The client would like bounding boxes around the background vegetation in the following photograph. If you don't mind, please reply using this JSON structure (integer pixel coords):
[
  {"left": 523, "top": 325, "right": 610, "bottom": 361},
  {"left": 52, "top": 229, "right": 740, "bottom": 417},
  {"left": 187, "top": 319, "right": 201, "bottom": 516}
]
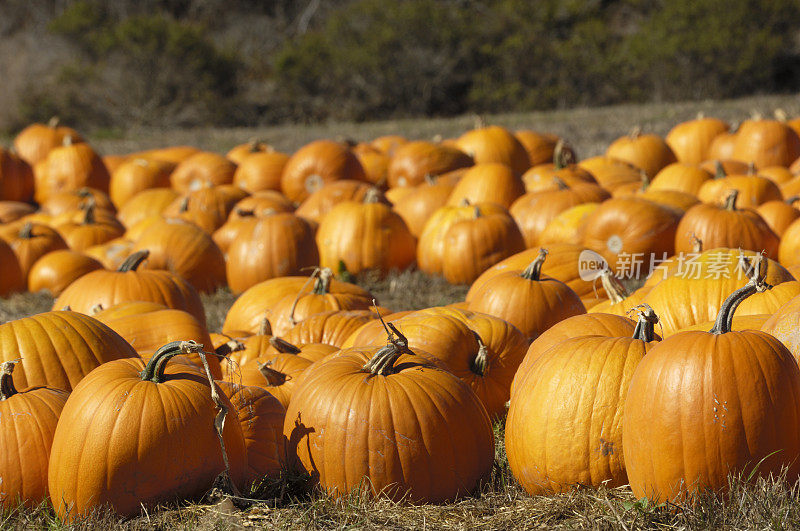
[{"left": 1, "top": 0, "right": 799, "bottom": 133}]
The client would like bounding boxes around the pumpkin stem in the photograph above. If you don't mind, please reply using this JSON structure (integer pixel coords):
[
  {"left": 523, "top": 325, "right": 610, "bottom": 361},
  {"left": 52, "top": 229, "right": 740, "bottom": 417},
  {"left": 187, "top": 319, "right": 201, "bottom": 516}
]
[
  {"left": 709, "top": 254, "right": 769, "bottom": 335},
  {"left": 90, "top": 303, "right": 103, "bottom": 315},
  {"left": 248, "top": 138, "right": 264, "bottom": 153},
  {"left": 287, "top": 267, "right": 324, "bottom": 327},
  {"left": 473, "top": 114, "right": 486, "bottom": 130},
  {"left": 48, "top": 116, "right": 60, "bottom": 128},
  {"left": 458, "top": 198, "right": 471, "bottom": 207},
  {"left": 178, "top": 196, "right": 190, "bottom": 213},
  {"left": 215, "top": 339, "right": 244, "bottom": 358},
  {"left": 0, "top": 360, "right": 20, "bottom": 400},
  {"left": 473, "top": 205, "right": 482, "bottom": 218},
  {"left": 714, "top": 161, "right": 726, "bottom": 180},
  {"left": 81, "top": 196, "right": 97, "bottom": 225},
  {"left": 424, "top": 173, "right": 436, "bottom": 186},
  {"left": 140, "top": 340, "right": 204, "bottom": 383},
  {"left": 786, "top": 196, "right": 800, "bottom": 205},
  {"left": 118, "top": 250, "right": 150, "bottom": 272},
  {"left": 235, "top": 208, "right": 255, "bottom": 218},
  {"left": 269, "top": 336, "right": 301, "bottom": 355},
  {"left": 258, "top": 361, "right": 288, "bottom": 386},
  {"left": 775, "top": 108, "right": 788, "bottom": 122},
  {"left": 63, "top": 135, "right": 73, "bottom": 147},
  {"left": 688, "top": 232, "right": 703, "bottom": 253},
  {"left": 599, "top": 268, "right": 628, "bottom": 304},
  {"left": 520, "top": 249, "right": 549, "bottom": 281},
  {"left": 257, "top": 317, "right": 272, "bottom": 336},
  {"left": 746, "top": 162, "right": 756, "bottom": 176},
  {"left": 470, "top": 331, "right": 490, "bottom": 376},
  {"left": 553, "top": 139, "right": 566, "bottom": 170},
  {"left": 363, "top": 188, "right": 381, "bottom": 204},
  {"left": 629, "top": 304, "right": 659, "bottom": 342},
  {"left": 18, "top": 222, "right": 33, "bottom": 240},
  {"left": 552, "top": 176, "right": 569, "bottom": 190},
  {"left": 723, "top": 189, "right": 739, "bottom": 211},
  {"left": 313, "top": 267, "right": 333, "bottom": 295},
  {"left": 629, "top": 126, "right": 642, "bottom": 139},
  {"left": 363, "top": 300, "right": 413, "bottom": 376}
]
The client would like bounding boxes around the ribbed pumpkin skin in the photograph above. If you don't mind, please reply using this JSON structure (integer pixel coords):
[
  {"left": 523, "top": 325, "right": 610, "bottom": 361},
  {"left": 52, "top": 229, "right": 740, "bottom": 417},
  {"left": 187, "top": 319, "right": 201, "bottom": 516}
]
[
  {"left": 222, "top": 277, "right": 310, "bottom": 335},
  {"left": 446, "top": 162, "right": 525, "bottom": 208},
  {"left": 0, "top": 311, "right": 138, "bottom": 391},
  {"left": 623, "top": 330, "right": 800, "bottom": 502},
  {"left": 295, "top": 180, "right": 376, "bottom": 225},
  {"left": 284, "top": 347, "right": 494, "bottom": 502},
  {"left": 216, "top": 381, "right": 286, "bottom": 488},
  {"left": 282, "top": 310, "right": 375, "bottom": 348},
  {"left": 0, "top": 378, "right": 69, "bottom": 508},
  {"left": 665, "top": 117, "right": 729, "bottom": 165},
  {"left": 387, "top": 141, "right": 473, "bottom": 188},
  {"left": 13, "top": 121, "right": 84, "bottom": 166},
  {"left": 454, "top": 125, "right": 529, "bottom": 175},
  {"left": 281, "top": 140, "right": 366, "bottom": 203},
  {"left": 48, "top": 353, "right": 247, "bottom": 521},
  {"left": 109, "top": 157, "right": 175, "bottom": 208},
  {"left": 35, "top": 142, "right": 110, "bottom": 204},
  {"left": 169, "top": 151, "right": 236, "bottom": 193},
  {"left": 732, "top": 119, "right": 800, "bottom": 169},
  {"left": 239, "top": 352, "right": 313, "bottom": 410},
  {"left": 605, "top": 133, "right": 677, "bottom": 177},
  {"left": 507, "top": 334, "right": 650, "bottom": 494}
]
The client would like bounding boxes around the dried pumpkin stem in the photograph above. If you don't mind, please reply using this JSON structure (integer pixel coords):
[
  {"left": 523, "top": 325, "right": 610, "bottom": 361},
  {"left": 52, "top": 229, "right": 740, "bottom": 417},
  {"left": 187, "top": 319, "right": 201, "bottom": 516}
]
[
  {"left": 81, "top": 196, "right": 97, "bottom": 225},
  {"left": 215, "top": 339, "right": 244, "bottom": 358},
  {"left": 18, "top": 222, "right": 33, "bottom": 240},
  {"left": 724, "top": 190, "right": 739, "bottom": 211},
  {"left": 470, "top": 331, "right": 490, "bottom": 376},
  {"left": 0, "top": 361, "right": 20, "bottom": 400},
  {"left": 599, "top": 268, "right": 628, "bottom": 304},
  {"left": 141, "top": 340, "right": 203, "bottom": 383},
  {"left": 553, "top": 139, "right": 566, "bottom": 170},
  {"left": 520, "top": 249, "right": 549, "bottom": 281},
  {"left": 258, "top": 361, "right": 288, "bottom": 386},
  {"left": 710, "top": 254, "right": 769, "bottom": 335},
  {"left": 269, "top": 337, "right": 301, "bottom": 355},
  {"left": 118, "top": 250, "right": 150, "bottom": 272},
  {"left": 553, "top": 176, "right": 569, "bottom": 190},
  {"left": 630, "top": 304, "right": 659, "bottom": 342},
  {"left": 257, "top": 317, "right": 272, "bottom": 336}
]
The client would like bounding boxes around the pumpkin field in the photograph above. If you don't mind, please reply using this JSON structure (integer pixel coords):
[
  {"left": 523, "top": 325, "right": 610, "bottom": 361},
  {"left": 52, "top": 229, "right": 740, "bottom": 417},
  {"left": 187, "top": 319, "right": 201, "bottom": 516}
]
[{"left": 5, "top": 93, "right": 800, "bottom": 529}]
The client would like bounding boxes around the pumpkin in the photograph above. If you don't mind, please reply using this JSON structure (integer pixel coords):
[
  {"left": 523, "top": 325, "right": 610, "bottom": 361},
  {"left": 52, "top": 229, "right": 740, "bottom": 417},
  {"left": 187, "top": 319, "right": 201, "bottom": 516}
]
[
  {"left": 238, "top": 341, "right": 314, "bottom": 409},
  {"left": 636, "top": 188, "right": 700, "bottom": 215},
  {"left": 109, "top": 157, "right": 175, "bottom": 208},
  {"left": 34, "top": 138, "right": 110, "bottom": 203},
  {"left": 295, "top": 180, "right": 380, "bottom": 225},
  {"left": 446, "top": 162, "right": 525, "bottom": 208},
  {"left": 776, "top": 217, "right": 800, "bottom": 268},
  {"left": 649, "top": 162, "right": 713, "bottom": 196},
  {"left": 56, "top": 199, "right": 126, "bottom": 252},
  {"left": 623, "top": 267, "right": 800, "bottom": 502},
  {"left": 731, "top": 119, "right": 800, "bottom": 169},
  {"left": 370, "top": 135, "right": 407, "bottom": 156},
  {"left": 162, "top": 184, "right": 248, "bottom": 234},
  {"left": 675, "top": 190, "right": 779, "bottom": 259},
  {"left": 13, "top": 117, "right": 84, "bottom": 166},
  {"left": 581, "top": 197, "right": 681, "bottom": 276},
  {"left": 116, "top": 188, "right": 179, "bottom": 228},
  {"left": 0, "top": 361, "right": 69, "bottom": 509},
  {"left": 675, "top": 313, "right": 770, "bottom": 334},
  {"left": 54, "top": 250, "right": 207, "bottom": 327},
  {"left": 507, "top": 306, "right": 658, "bottom": 494},
  {"left": 232, "top": 151, "right": 289, "bottom": 193},
  {"left": 761, "top": 293, "right": 800, "bottom": 363},
  {"left": 588, "top": 269, "right": 650, "bottom": 316},
  {"left": 697, "top": 165, "right": 782, "bottom": 208},
  {"left": 454, "top": 125, "right": 529, "bottom": 175},
  {"left": 283, "top": 336, "right": 493, "bottom": 502},
  {"left": 222, "top": 277, "right": 311, "bottom": 335},
  {"left": 698, "top": 158, "right": 749, "bottom": 176},
  {"left": 0, "top": 310, "right": 138, "bottom": 390},
  {"left": 440, "top": 204, "right": 525, "bottom": 285},
  {"left": 215, "top": 381, "right": 286, "bottom": 488},
  {"left": 0, "top": 222, "right": 68, "bottom": 280},
  {"left": 514, "top": 131, "right": 576, "bottom": 167},
  {"left": 281, "top": 140, "right": 366, "bottom": 203},
  {"left": 136, "top": 145, "right": 200, "bottom": 165},
  {"left": 48, "top": 341, "right": 247, "bottom": 521},
  {"left": 538, "top": 202, "right": 601, "bottom": 245},
  {"left": 665, "top": 116, "right": 729, "bottom": 164},
  {"left": 226, "top": 139, "right": 274, "bottom": 165},
  {"left": 577, "top": 156, "right": 641, "bottom": 192},
  {"left": 83, "top": 238, "right": 134, "bottom": 270},
  {"left": 605, "top": 130, "right": 677, "bottom": 177},
  {"left": 0, "top": 238, "right": 25, "bottom": 297},
  {"left": 281, "top": 309, "right": 378, "bottom": 348},
  {"left": 316, "top": 191, "right": 416, "bottom": 277},
  {"left": 28, "top": 249, "right": 103, "bottom": 295},
  {"left": 226, "top": 213, "right": 319, "bottom": 294},
  {"left": 386, "top": 140, "right": 472, "bottom": 188},
  {"left": 757, "top": 165, "right": 795, "bottom": 185},
  {"left": 0, "top": 148, "right": 34, "bottom": 202},
  {"left": 522, "top": 147, "right": 597, "bottom": 193},
  {"left": 169, "top": 151, "right": 237, "bottom": 193},
  {"left": 352, "top": 143, "right": 390, "bottom": 187},
  {"left": 391, "top": 175, "right": 457, "bottom": 237},
  {"left": 0, "top": 201, "right": 35, "bottom": 223},
  {"left": 130, "top": 218, "right": 226, "bottom": 294},
  {"left": 466, "top": 249, "right": 585, "bottom": 339},
  {"left": 510, "top": 179, "right": 610, "bottom": 247}
]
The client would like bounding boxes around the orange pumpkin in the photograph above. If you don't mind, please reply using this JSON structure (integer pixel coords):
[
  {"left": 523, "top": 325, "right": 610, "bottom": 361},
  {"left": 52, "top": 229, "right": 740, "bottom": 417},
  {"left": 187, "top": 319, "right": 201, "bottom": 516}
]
[
  {"left": 169, "top": 151, "right": 237, "bottom": 193},
  {"left": 109, "top": 157, "right": 175, "bottom": 208},
  {"left": 13, "top": 117, "right": 84, "bottom": 166},
  {"left": 232, "top": 150, "right": 289, "bottom": 193},
  {"left": 391, "top": 175, "right": 456, "bottom": 237},
  {"left": 447, "top": 162, "right": 525, "bottom": 208},
  {"left": 386, "top": 140, "right": 472, "bottom": 188},
  {"left": 665, "top": 116, "right": 729, "bottom": 164},
  {"left": 732, "top": 119, "right": 800, "bottom": 168},
  {"left": 454, "top": 125, "right": 529, "bottom": 175},
  {"left": 0, "top": 148, "right": 34, "bottom": 202},
  {"left": 34, "top": 139, "right": 110, "bottom": 203},
  {"left": 605, "top": 130, "right": 677, "bottom": 177},
  {"left": 27, "top": 249, "right": 103, "bottom": 295},
  {"left": 281, "top": 140, "right": 366, "bottom": 203}
]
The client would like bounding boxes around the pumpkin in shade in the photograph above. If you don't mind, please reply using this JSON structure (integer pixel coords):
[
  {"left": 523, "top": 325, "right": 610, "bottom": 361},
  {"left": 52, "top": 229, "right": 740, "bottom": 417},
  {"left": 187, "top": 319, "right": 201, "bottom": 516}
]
[
  {"left": 0, "top": 239, "right": 25, "bottom": 297},
  {"left": 521, "top": 146, "right": 596, "bottom": 193},
  {"left": 0, "top": 222, "right": 67, "bottom": 280},
  {"left": 446, "top": 162, "right": 525, "bottom": 208},
  {"left": 215, "top": 381, "right": 286, "bottom": 488},
  {"left": 316, "top": 190, "right": 416, "bottom": 277},
  {"left": 581, "top": 197, "right": 681, "bottom": 276},
  {"left": 238, "top": 338, "right": 314, "bottom": 409},
  {"left": 295, "top": 180, "right": 380, "bottom": 225},
  {"left": 757, "top": 198, "right": 800, "bottom": 238},
  {"left": 0, "top": 148, "right": 34, "bottom": 202},
  {"left": 454, "top": 125, "right": 529, "bottom": 175},
  {"left": 13, "top": 117, "right": 84, "bottom": 166},
  {"left": 507, "top": 307, "right": 659, "bottom": 494},
  {"left": 232, "top": 151, "right": 289, "bottom": 193},
  {"left": 370, "top": 135, "right": 407, "bottom": 156},
  {"left": 675, "top": 190, "right": 779, "bottom": 259},
  {"left": 281, "top": 140, "right": 366, "bottom": 203},
  {"left": 510, "top": 179, "right": 610, "bottom": 247},
  {"left": 283, "top": 333, "right": 494, "bottom": 502},
  {"left": 162, "top": 184, "right": 248, "bottom": 234},
  {"left": 226, "top": 213, "right": 319, "bottom": 294},
  {"left": 417, "top": 201, "right": 507, "bottom": 276},
  {"left": 623, "top": 265, "right": 800, "bottom": 502},
  {"left": 0, "top": 361, "right": 69, "bottom": 509},
  {"left": 606, "top": 130, "right": 677, "bottom": 177},
  {"left": 466, "top": 249, "right": 586, "bottom": 339},
  {"left": 169, "top": 151, "right": 236, "bottom": 193},
  {"left": 48, "top": 341, "right": 247, "bottom": 521},
  {"left": 665, "top": 116, "right": 729, "bottom": 165},
  {"left": 130, "top": 218, "right": 226, "bottom": 294},
  {"left": 731, "top": 119, "right": 800, "bottom": 169},
  {"left": 109, "top": 157, "right": 175, "bottom": 208},
  {"left": 0, "top": 201, "right": 35, "bottom": 223},
  {"left": 0, "top": 311, "right": 138, "bottom": 391},
  {"left": 269, "top": 268, "right": 375, "bottom": 336},
  {"left": 28, "top": 249, "right": 103, "bottom": 295},
  {"left": 391, "top": 175, "right": 456, "bottom": 237},
  {"left": 34, "top": 138, "right": 110, "bottom": 203},
  {"left": 440, "top": 204, "right": 525, "bottom": 285},
  {"left": 352, "top": 143, "right": 390, "bottom": 187},
  {"left": 386, "top": 140, "right": 473, "bottom": 188},
  {"left": 54, "top": 249, "right": 207, "bottom": 327}
]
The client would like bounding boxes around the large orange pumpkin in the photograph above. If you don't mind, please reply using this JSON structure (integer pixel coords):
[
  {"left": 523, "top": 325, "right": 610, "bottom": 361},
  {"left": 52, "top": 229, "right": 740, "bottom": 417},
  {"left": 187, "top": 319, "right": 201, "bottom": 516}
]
[
  {"left": 34, "top": 138, "right": 110, "bottom": 203},
  {"left": 27, "top": 249, "right": 103, "bottom": 296},
  {"left": 446, "top": 162, "right": 525, "bottom": 208},
  {"left": 605, "top": 130, "right": 677, "bottom": 177},
  {"left": 731, "top": 119, "right": 800, "bottom": 169},
  {"left": 0, "top": 148, "right": 34, "bottom": 202},
  {"left": 386, "top": 140, "right": 472, "bottom": 188},
  {"left": 665, "top": 116, "right": 729, "bottom": 165},
  {"left": 281, "top": 140, "right": 366, "bottom": 203},
  {"left": 169, "top": 151, "right": 237, "bottom": 193},
  {"left": 13, "top": 117, "right": 84, "bottom": 166},
  {"left": 454, "top": 125, "right": 529, "bottom": 175}
]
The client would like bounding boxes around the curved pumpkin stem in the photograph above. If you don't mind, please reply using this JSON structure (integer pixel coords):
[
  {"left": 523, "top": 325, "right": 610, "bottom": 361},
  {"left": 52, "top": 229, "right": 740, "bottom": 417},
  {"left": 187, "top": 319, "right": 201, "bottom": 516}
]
[
  {"left": 234, "top": 208, "right": 255, "bottom": 218},
  {"left": 599, "top": 268, "right": 628, "bottom": 304},
  {"left": 258, "top": 361, "right": 289, "bottom": 386},
  {"left": 638, "top": 169, "right": 650, "bottom": 191},
  {"left": 257, "top": 317, "right": 272, "bottom": 336},
  {"left": 786, "top": 196, "right": 800, "bottom": 206},
  {"left": 0, "top": 361, "right": 20, "bottom": 400},
  {"left": 746, "top": 162, "right": 756, "bottom": 176},
  {"left": 363, "top": 303, "right": 414, "bottom": 376},
  {"left": 269, "top": 336, "right": 301, "bottom": 355},
  {"left": 48, "top": 116, "right": 60, "bottom": 128},
  {"left": 714, "top": 161, "right": 726, "bottom": 180},
  {"left": 215, "top": 338, "right": 244, "bottom": 358},
  {"left": 553, "top": 139, "right": 566, "bottom": 170},
  {"left": 688, "top": 232, "right": 703, "bottom": 254},
  {"left": 287, "top": 267, "right": 329, "bottom": 327},
  {"left": 723, "top": 189, "right": 739, "bottom": 211},
  {"left": 470, "top": 330, "right": 490, "bottom": 376},
  {"left": 18, "top": 222, "right": 33, "bottom": 240},
  {"left": 629, "top": 304, "right": 659, "bottom": 342},
  {"left": 710, "top": 254, "right": 769, "bottom": 335},
  {"left": 178, "top": 196, "right": 190, "bottom": 214},
  {"left": 118, "top": 250, "right": 150, "bottom": 272},
  {"left": 628, "top": 126, "right": 642, "bottom": 139},
  {"left": 141, "top": 340, "right": 204, "bottom": 383},
  {"left": 520, "top": 249, "right": 549, "bottom": 281},
  {"left": 458, "top": 198, "right": 471, "bottom": 207}
]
